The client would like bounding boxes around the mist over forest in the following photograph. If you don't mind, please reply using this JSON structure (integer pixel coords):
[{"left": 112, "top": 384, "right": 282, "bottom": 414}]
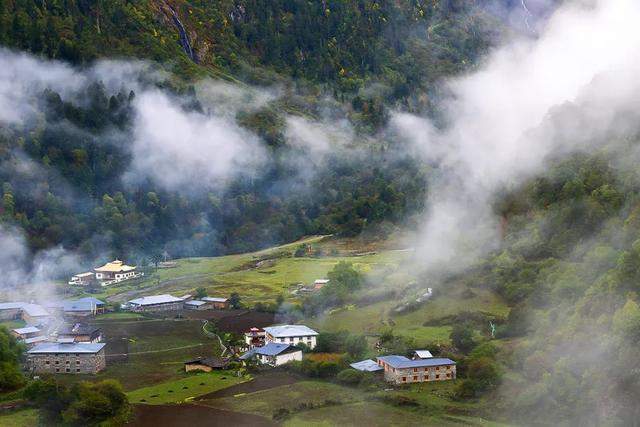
[{"left": 2, "top": 0, "right": 640, "bottom": 426}]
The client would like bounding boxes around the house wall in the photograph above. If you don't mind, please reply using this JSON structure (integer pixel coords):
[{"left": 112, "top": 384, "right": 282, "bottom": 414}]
[
  {"left": 28, "top": 349, "right": 106, "bottom": 374},
  {"left": 131, "top": 301, "right": 183, "bottom": 312},
  {"left": 381, "top": 363, "right": 456, "bottom": 385},
  {"left": 185, "top": 364, "right": 212, "bottom": 373},
  {"left": 0, "top": 308, "right": 21, "bottom": 321},
  {"left": 256, "top": 350, "right": 302, "bottom": 366},
  {"left": 211, "top": 302, "right": 229, "bottom": 310},
  {"left": 266, "top": 334, "right": 317, "bottom": 349}
]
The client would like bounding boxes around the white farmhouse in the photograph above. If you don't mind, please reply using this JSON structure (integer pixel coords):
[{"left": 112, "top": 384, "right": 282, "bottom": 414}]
[
  {"left": 264, "top": 324, "right": 319, "bottom": 349},
  {"left": 239, "top": 342, "right": 302, "bottom": 367}
]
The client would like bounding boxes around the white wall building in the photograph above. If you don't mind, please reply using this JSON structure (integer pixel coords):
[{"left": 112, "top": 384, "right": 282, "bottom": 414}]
[
  {"left": 239, "top": 342, "right": 302, "bottom": 367},
  {"left": 264, "top": 325, "right": 319, "bottom": 349}
]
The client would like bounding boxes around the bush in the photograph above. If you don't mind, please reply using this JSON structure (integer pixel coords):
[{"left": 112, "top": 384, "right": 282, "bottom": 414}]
[{"left": 337, "top": 369, "right": 366, "bottom": 386}]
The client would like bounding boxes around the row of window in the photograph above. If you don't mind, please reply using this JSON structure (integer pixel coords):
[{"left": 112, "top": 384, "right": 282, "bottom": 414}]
[
  {"left": 401, "top": 373, "right": 453, "bottom": 382},
  {"left": 45, "top": 360, "right": 81, "bottom": 365},
  {"left": 54, "top": 368, "right": 81, "bottom": 373},
  {"left": 277, "top": 336, "right": 314, "bottom": 343}
]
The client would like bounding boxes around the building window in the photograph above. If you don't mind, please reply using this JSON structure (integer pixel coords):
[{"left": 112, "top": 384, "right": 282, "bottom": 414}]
[
  {"left": 447, "top": 366, "right": 451, "bottom": 370},
  {"left": 55, "top": 361, "right": 59, "bottom": 365},
  {"left": 424, "top": 367, "right": 428, "bottom": 372},
  {"left": 436, "top": 366, "right": 440, "bottom": 370},
  {"left": 76, "top": 369, "right": 80, "bottom": 372},
  {"left": 280, "top": 338, "right": 285, "bottom": 343},
  {"left": 65, "top": 368, "right": 70, "bottom": 373},
  {"left": 55, "top": 368, "right": 60, "bottom": 373},
  {"left": 66, "top": 361, "right": 70, "bottom": 364},
  {"left": 436, "top": 374, "right": 440, "bottom": 379},
  {"left": 413, "top": 368, "right": 418, "bottom": 373},
  {"left": 76, "top": 361, "right": 80, "bottom": 365},
  {"left": 289, "top": 337, "right": 294, "bottom": 342},
  {"left": 446, "top": 373, "right": 451, "bottom": 378},
  {"left": 402, "top": 377, "right": 407, "bottom": 382},
  {"left": 45, "top": 361, "right": 50, "bottom": 365},
  {"left": 413, "top": 376, "right": 418, "bottom": 381}
]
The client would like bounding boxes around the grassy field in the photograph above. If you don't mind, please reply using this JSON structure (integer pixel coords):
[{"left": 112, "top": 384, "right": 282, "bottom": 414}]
[
  {"left": 128, "top": 371, "right": 246, "bottom": 404},
  {"left": 70, "top": 235, "right": 410, "bottom": 307},
  {"left": 0, "top": 408, "right": 38, "bottom": 427},
  {"left": 205, "top": 380, "right": 364, "bottom": 416},
  {"left": 0, "top": 319, "right": 26, "bottom": 330}
]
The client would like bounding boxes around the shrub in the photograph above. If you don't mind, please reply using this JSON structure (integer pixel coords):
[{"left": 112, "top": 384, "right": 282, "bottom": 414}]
[{"left": 337, "top": 369, "right": 366, "bottom": 386}]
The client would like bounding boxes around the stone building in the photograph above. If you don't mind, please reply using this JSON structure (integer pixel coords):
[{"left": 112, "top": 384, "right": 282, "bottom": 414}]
[
  {"left": 376, "top": 355, "right": 456, "bottom": 385},
  {"left": 27, "top": 342, "right": 106, "bottom": 374},
  {"left": 201, "top": 297, "right": 230, "bottom": 309}
]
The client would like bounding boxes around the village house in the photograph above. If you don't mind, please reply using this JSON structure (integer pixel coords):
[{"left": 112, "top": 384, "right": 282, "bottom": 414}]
[
  {"left": 376, "top": 355, "right": 456, "bottom": 385},
  {"left": 244, "top": 327, "right": 266, "bottom": 348},
  {"left": 11, "top": 326, "right": 41, "bottom": 341},
  {"left": 94, "top": 259, "right": 141, "bottom": 285},
  {"left": 27, "top": 342, "right": 107, "bottom": 374},
  {"left": 201, "top": 297, "right": 229, "bottom": 310},
  {"left": 47, "top": 297, "right": 106, "bottom": 317},
  {"left": 68, "top": 272, "right": 96, "bottom": 286},
  {"left": 264, "top": 325, "right": 319, "bottom": 349},
  {"left": 57, "top": 324, "right": 103, "bottom": 343},
  {"left": 239, "top": 342, "right": 302, "bottom": 367},
  {"left": 183, "top": 300, "right": 208, "bottom": 310},
  {"left": 0, "top": 302, "right": 52, "bottom": 326},
  {"left": 313, "top": 279, "right": 329, "bottom": 290},
  {"left": 127, "top": 294, "right": 184, "bottom": 312},
  {"left": 184, "top": 357, "right": 229, "bottom": 372}
]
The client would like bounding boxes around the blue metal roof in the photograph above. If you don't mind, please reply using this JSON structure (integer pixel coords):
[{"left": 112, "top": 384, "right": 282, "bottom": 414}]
[
  {"left": 350, "top": 359, "right": 383, "bottom": 372},
  {"left": 28, "top": 342, "right": 105, "bottom": 354},
  {"left": 264, "top": 325, "right": 318, "bottom": 337},
  {"left": 240, "top": 343, "right": 299, "bottom": 359},
  {"left": 376, "top": 355, "right": 455, "bottom": 369}
]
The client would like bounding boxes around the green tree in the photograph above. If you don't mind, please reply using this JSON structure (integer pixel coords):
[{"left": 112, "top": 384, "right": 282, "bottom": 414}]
[
  {"left": 195, "top": 287, "right": 207, "bottom": 299},
  {"left": 450, "top": 323, "right": 476, "bottom": 354},
  {"left": 229, "top": 292, "right": 241, "bottom": 309},
  {"left": 0, "top": 327, "right": 24, "bottom": 392}
]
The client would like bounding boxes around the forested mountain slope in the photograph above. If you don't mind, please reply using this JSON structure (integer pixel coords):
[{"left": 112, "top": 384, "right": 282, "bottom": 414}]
[{"left": 0, "top": 0, "right": 500, "bottom": 260}]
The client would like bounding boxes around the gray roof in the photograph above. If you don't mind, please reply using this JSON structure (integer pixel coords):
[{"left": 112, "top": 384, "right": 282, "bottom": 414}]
[
  {"left": 240, "top": 343, "right": 300, "bottom": 359},
  {"left": 0, "top": 302, "right": 50, "bottom": 317},
  {"left": 58, "top": 324, "right": 101, "bottom": 336},
  {"left": 350, "top": 359, "right": 383, "bottom": 372},
  {"left": 264, "top": 325, "right": 318, "bottom": 338},
  {"left": 202, "top": 297, "right": 228, "bottom": 303},
  {"left": 24, "top": 336, "right": 49, "bottom": 344},
  {"left": 12, "top": 326, "right": 41, "bottom": 335},
  {"left": 184, "top": 300, "right": 207, "bottom": 306},
  {"left": 128, "top": 294, "right": 183, "bottom": 306},
  {"left": 28, "top": 342, "right": 106, "bottom": 354},
  {"left": 76, "top": 297, "right": 105, "bottom": 306},
  {"left": 376, "top": 355, "right": 455, "bottom": 369}
]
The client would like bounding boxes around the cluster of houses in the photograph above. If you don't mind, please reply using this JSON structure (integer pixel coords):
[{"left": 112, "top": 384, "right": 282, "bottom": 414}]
[
  {"left": 69, "top": 259, "right": 143, "bottom": 287},
  {"left": 123, "top": 294, "right": 229, "bottom": 312},
  {"left": 291, "top": 278, "right": 330, "bottom": 295},
  {"left": 0, "top": 297, "right": 106, "bottom": 327}
]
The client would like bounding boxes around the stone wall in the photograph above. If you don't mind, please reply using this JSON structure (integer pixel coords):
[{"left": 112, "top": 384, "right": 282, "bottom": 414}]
[
  {"left": 383, "top": 364, "right": 456, "bottom": 385},
  {"left": 28, "top": 349, "right": 106, "bottom": 374}
]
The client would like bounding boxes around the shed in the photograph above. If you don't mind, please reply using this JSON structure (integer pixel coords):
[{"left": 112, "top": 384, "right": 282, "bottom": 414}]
[
  {"left": 350, "top": 359, "right": 383, "bottom": 372},
  {"left": 184, "top": 357, "right": 229, "bottom": 372},
  {"left": 412, "top": 350, "right": 434, "bottom": 359}
]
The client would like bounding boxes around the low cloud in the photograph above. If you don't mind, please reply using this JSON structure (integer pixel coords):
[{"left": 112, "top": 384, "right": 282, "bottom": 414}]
[{"left": 392, "top": 0, "right": 640, "bottom": 273}]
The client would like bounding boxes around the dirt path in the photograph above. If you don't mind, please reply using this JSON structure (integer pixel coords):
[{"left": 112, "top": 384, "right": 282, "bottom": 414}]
[{"left": 129, "top": 403, "right": 275, "bottom": 427}]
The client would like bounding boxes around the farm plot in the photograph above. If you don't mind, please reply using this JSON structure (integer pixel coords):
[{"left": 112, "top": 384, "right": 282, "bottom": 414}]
[{"left": 127, "top": 371, "right": 245, "bottom": 404}]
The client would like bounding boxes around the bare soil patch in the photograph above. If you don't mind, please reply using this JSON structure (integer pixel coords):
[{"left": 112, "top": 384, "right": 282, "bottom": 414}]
[
  {"left": 197, "top": 371, "right": 299, "bottom": 400},
  {"left": 129, "top": 403, "right": 275, "bottom": 427}
]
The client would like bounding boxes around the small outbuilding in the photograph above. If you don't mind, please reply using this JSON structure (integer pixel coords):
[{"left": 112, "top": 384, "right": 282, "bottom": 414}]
[
  {"left": 411, "top": 350, "right": 434, "bottom": 360},
  {"left": 201, "top": 297, "right": 229, "bottom": 310},
  {"left": 184, "top": 357, "right": 229, "bottom": 372},
  {"left": 350, "top": 359, "right": 383, "bottom": 372}
]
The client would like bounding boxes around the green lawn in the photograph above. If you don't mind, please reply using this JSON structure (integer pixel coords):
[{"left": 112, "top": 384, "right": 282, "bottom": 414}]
[
  {"left": 205, "top": 381, "right": 364, "bottom": 416},
  {"left": 127, "top": 371, "right": 246, "bottom": 404},
  {"left": 0, "top": 408, "right": 39, "bottom": 427}
]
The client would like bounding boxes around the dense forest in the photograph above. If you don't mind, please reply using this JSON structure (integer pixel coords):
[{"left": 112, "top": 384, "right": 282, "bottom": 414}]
[{"left": 0, "top": 0, "right": 497, "bottom": 261}]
